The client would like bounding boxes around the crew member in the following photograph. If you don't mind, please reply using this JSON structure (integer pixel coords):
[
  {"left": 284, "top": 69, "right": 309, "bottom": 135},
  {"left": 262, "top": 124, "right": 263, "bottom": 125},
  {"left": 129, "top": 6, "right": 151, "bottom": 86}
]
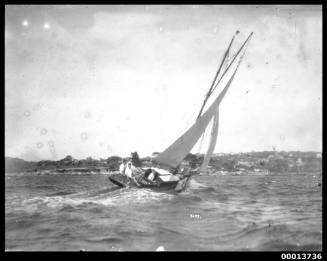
[
  {"left": 147, "top": 169, "right": 158, "bottom": 181},
  {"left": 125, "top": 161, "right": 140, "bottom": 186},
  {"left": 119, "top": 159, "right": 127, "bottom": 175}
]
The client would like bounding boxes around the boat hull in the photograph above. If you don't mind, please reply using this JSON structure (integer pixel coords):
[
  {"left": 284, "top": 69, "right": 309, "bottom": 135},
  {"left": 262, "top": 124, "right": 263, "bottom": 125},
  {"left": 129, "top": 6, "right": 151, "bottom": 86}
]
[{"left": 108, "top": 173, "right": 190, "bottom": 192}]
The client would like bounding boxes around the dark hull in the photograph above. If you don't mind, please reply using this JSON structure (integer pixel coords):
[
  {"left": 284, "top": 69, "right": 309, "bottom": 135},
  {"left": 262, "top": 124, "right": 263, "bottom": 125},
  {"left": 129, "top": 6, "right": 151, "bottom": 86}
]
[{"left": 108, "top": 173, "right": 189, "bottom": 192}]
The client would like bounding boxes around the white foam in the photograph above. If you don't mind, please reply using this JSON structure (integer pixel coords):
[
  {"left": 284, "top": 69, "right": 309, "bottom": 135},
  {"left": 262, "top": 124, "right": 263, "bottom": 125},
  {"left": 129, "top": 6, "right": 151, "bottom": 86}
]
[
  {"left": 96, "top": 188, "right": 174, "bottom": 206},
  {"left": 187, "top": 179, "right": 208, "bottom": 190},
  {"left": 156, "top": 246, "right": 165, "bottom": 251},
  {"left": 21, "top": 188, "right": 175, "bottom": 210}
]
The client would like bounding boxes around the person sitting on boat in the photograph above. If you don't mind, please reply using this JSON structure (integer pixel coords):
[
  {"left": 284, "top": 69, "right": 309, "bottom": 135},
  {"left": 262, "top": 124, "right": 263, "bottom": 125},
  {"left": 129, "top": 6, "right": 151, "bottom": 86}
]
[
  {"left": 119, "top": 159, "right": 127, "bottom": 175},
  {"left": 147, "top": 169, "right": 159, "bottom": 181},
  {"left": 125, "top": 161, "right": 141, "bottom": 186},
  {"left": 171, "top": 165, "right": 180, "bottom": 175},
  {"left": 143, "top": 168, "right": 152, "bottom": 178}
]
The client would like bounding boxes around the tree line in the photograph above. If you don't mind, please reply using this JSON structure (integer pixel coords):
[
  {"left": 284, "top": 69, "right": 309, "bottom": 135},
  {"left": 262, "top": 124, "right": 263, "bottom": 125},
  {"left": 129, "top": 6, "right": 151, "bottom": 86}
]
[{"left": 5, "top": 151, "right": 322, "bottom": 173}]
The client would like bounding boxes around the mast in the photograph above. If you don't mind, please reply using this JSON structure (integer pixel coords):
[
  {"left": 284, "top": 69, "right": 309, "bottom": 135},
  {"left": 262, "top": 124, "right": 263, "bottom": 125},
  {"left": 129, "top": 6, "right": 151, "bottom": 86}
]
[
  {"left": 199, "top": 33, "right": 253, "bottom": 173},
  {"left": 209, "top": 32, "right": 253, "bottom": 96},
  {"left": 197, "top": 32, "right": 253, "bottom": 119},
  {"left": 196, "top": 32, "right": 238, "bottom": 120},
  {"left": 154, "top": 59, "right": 244, "bottom": 169},
  {"left": 154, "top": 33, "right": 253, "bottom": 170}
]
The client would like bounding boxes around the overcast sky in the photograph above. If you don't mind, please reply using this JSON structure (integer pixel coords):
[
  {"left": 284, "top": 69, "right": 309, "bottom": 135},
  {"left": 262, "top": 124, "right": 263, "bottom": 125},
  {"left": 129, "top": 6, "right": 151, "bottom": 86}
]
[{"left": 5, "top": 5, "right": 322, "bottom": 161}]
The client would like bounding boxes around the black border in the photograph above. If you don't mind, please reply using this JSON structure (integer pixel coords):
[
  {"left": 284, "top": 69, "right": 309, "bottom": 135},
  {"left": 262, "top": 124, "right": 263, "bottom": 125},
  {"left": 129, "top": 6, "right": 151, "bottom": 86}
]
[{"left": 2, "top": 2, "right": 325, "bottom": 257}]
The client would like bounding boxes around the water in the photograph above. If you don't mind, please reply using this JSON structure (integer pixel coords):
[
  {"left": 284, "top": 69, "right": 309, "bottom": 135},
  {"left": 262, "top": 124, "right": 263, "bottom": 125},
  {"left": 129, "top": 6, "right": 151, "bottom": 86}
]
[{"left": 5, "top": 172, "right": 322, "bottom": 251}]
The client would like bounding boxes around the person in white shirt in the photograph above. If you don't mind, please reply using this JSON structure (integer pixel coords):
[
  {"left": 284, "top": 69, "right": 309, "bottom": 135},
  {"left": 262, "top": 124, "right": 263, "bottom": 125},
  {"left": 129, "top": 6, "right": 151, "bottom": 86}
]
[
  {"left": 119, "top": 159, "right": 127, "bottom": 175},
  {"left": 147, "top": 169, "right": 158, "bottom": 181},
  {"left": 124, "top": 161, "right": 133, "bottom": 178},
  {"left": 125, "top": 161, "right": 140, "bottom": 186}
]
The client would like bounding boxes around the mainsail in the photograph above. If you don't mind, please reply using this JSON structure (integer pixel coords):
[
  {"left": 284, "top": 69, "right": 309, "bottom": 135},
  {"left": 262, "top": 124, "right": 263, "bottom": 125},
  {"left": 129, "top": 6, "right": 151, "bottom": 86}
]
[
  {"left": 154, "top": 32, "right": 252, "bottom": 170},
  {"left": 199, "top": 108, "right": 219, "bottom": 173},
  {"left": 155, "top": 65, "right": 239, "bottom": 169},
  {"left": 197, "top": 37, "right": 231, "bottom": 172}
]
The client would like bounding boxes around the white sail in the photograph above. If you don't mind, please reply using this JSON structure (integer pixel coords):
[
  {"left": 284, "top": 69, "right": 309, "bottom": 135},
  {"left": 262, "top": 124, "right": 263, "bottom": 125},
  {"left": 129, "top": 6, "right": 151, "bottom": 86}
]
[
  {"left": 154, "top": 33, "right": 250, "bottom": 170},
  {"left": 155, "top": 68, "right": 238, "bottom": 169},
  {"left": 199, "top": 108, "right": 219, "bottom": 173}
]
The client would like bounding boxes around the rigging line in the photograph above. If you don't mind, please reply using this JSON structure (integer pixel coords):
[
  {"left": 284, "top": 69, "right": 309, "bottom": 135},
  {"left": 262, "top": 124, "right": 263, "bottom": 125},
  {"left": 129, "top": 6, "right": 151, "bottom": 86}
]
[
  {"left": 196, "top": 32, "right": 238, "bottom": 120},
  {"left": 199, "top": 41, "right": 250, "bottom": 169},
  {"left": 209, "top": 32, "right": 253, "bottom": 96},
  {"left": 201, "top": 46, "right": 250, "bottom": 170}
]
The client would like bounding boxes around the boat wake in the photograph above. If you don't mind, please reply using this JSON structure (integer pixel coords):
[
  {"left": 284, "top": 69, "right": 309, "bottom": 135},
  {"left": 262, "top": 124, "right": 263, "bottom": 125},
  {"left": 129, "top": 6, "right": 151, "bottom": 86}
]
[
  {"left": 187, "top": 178, "right": 210, "bottom": 190},
  {"left": 20, "top": 186, "right": 175, "bottom": 212}
]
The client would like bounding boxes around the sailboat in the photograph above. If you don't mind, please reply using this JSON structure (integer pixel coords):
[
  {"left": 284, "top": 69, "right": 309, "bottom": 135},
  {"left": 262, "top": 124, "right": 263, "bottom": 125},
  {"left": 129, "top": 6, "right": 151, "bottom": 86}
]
[{"left": 108, "top": 31, "right": 253, "bottom": 192}]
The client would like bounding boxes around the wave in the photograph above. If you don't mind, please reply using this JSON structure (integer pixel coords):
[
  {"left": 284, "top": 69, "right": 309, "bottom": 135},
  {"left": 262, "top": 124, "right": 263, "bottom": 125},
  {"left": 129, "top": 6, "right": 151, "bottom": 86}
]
[
  {"left": 34, "top": 185, "right": 55, "bottom": 189},
  {"left": 19, "top": 187, "right": 176, "bottom": 213},
  {"left": 209, "top": 223, "right": 292, "bottom": 250},
  {"left": 86, "top": 237, "right": 124, "bottom": 244},
  {"left": 187, "top": 179, "right": 210, "bottom": 190},
  {"left": 48, "top": 191, "right": 75, "bottom": 196},
  {"left": 256, "top": 241, "right": 322, "bottom": 251}
]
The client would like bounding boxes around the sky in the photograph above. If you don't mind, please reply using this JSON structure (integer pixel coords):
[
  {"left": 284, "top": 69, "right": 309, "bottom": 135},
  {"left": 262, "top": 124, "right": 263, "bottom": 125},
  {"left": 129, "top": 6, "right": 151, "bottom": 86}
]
[{"left": 5, "top": 5, "right": 322, "bottom": 161}]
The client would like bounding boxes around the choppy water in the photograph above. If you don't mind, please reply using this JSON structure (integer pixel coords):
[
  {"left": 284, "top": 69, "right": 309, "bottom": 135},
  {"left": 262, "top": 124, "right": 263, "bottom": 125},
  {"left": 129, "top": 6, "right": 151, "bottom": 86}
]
[{"left": 5, "top": 172, "right": 322, "bottom": 251}]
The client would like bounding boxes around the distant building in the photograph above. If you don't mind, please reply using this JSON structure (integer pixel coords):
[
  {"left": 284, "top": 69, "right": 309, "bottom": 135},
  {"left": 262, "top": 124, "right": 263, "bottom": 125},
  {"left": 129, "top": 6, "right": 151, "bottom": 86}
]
[
  {"left": 316, "top": 153, "right": 322, "bottom": 158},
  {"left": 296, "top": 158, "right": 304, "bottom": 166},
  {"left": 215, "top": 153, "right": 225, "bottom": 157},
  {"left": 275, "top": 155, "right": 284, "bottom": 160},
  {"left": 254, "top": 168, "right": 260, "bottom": 172},
  {"left": 237, "top": 161, "right": 252, "bottom": 168},
  {"left": 268, "top": 155, "right": 275, "bottom": 160},
  {"left": 257, "top": 159, "right": 269, "bottom": 164}
]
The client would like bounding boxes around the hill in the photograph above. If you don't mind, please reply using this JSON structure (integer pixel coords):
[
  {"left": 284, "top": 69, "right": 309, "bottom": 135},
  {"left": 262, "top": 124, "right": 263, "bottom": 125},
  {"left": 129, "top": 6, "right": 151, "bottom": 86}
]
[
  {"left": 5, "top": 157, "right": 37, "bottom": 173},
  {"left": 5, "top": 151, "right": 322, "bottom": 174}
]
